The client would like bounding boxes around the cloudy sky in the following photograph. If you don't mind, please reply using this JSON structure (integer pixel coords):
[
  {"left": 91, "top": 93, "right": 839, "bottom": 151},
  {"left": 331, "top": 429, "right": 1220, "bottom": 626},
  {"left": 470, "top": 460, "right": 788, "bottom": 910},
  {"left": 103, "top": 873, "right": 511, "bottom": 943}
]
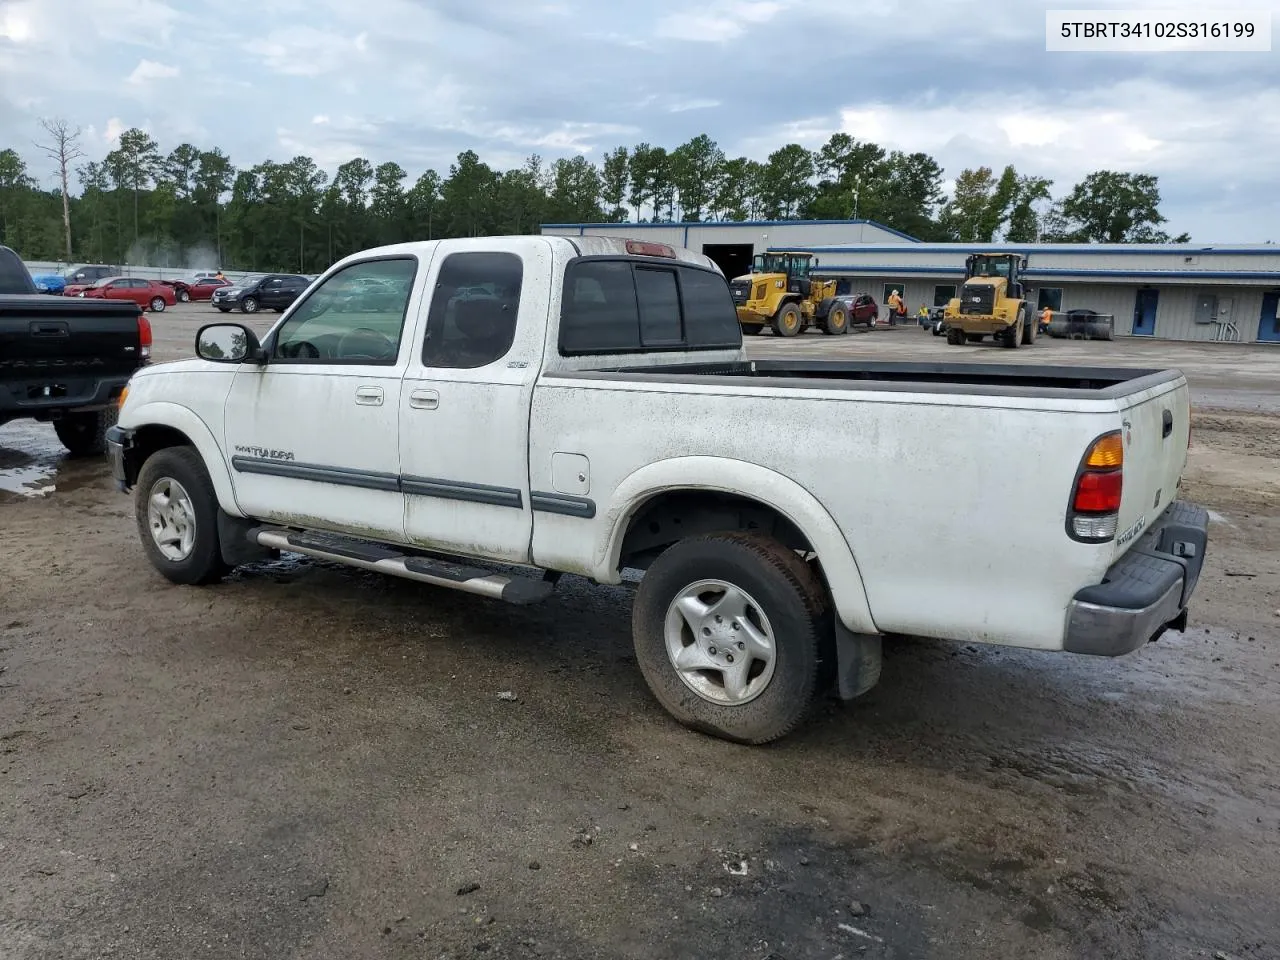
[{"left": 1, "top": 0, "right": 1278, "bottom": 241}]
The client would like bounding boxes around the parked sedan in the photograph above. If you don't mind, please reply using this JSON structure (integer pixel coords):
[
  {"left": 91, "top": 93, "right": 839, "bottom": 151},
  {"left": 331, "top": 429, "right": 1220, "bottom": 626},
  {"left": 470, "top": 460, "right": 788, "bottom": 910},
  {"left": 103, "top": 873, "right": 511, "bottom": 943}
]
[
  {"left": 161, "top": 276, "right": 232, "bottom": 302},
  {"left": 72, "top": 276, "right": 177, "bottom": 312},
  {"left": 211, "top": 273, "right": 310, "bottom": 313},
  {"left": 833, "top": 293, "right": 880, "bottom": 327}
]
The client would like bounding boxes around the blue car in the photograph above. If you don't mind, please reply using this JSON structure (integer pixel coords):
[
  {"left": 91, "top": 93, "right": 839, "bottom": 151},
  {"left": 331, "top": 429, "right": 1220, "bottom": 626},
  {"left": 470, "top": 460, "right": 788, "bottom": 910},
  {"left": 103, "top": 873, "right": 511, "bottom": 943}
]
[{"left": 31, "top": 263, "right": 119, "bottom": 295}]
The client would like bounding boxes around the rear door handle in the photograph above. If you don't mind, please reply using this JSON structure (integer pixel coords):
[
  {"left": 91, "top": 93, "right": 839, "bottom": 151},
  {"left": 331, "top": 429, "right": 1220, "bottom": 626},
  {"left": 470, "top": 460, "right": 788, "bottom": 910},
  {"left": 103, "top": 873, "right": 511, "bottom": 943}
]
[
  {"left": 1162, "top": 409, "right": 1174, "bottom": 438},
  {"left": 409, "top": 389, "right": 439, "bottom": 410},
  {"left": 354, "top": 385, "right": 384, "bottom": 406}
]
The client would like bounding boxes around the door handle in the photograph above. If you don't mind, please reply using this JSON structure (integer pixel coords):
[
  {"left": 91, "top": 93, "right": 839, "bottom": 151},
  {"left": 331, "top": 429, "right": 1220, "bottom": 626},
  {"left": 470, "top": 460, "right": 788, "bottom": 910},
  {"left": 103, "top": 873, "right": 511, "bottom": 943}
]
[
  {"left": 409, "top": 389, "right": 439, "bottom": 410},
  {"left": 1162, "top": 409, "right": 1173, "bottom": 438},
  {"left": 354, "top": 385, "right": 384, "bottom": 406}
]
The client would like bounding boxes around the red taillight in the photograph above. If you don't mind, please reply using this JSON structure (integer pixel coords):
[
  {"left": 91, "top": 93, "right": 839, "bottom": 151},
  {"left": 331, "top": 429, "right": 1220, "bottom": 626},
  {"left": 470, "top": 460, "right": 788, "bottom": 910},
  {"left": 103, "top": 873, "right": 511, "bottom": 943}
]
[
  {"left": 1068, "top": 430, "right": 1124, "bottom": 542},
  {"left": 138, "top": 313, "right": 153, "bottom": 359},
  {"left": 1073, "top": 470, "right": 1123, "bottom": 513}
]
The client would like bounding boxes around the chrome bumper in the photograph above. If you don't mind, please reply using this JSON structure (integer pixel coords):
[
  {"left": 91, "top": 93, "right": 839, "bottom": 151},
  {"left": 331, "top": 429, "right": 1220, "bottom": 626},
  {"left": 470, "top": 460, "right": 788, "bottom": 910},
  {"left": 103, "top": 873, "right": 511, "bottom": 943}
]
[{"left": 1064, "top": 501, "right": 1209, "bottom": 657}]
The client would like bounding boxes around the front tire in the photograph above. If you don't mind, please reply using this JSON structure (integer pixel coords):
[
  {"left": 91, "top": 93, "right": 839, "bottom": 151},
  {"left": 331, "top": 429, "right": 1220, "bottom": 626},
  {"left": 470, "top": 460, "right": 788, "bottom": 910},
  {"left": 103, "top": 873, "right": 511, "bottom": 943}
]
[
  {"left": 772, "top": 303, "right": 802, "bottom": 338},
  {"left": 823, "top": 304, "right": 849, "bottom": 336},
  {"left": 178, "top": 289, "right": 191, "bottom": 303},
  {"left": 240, "top": 296, "right": 259, "bottom": 314},
  {"left": 134, "top": 446, "right": 230, "bottom": 585},
  {"left": 1020, "top": 308, "right": 1036, "bottom": 345},
  {"left": 631, "top": 532, "right": 828, "bottom": 744},
  {"left": 1002, "top": 319, "right": 1021, "bottom": 348},
  {"left": 946, "top": 327, "right": 966, "bottom": 345},
  {"left": 54, "top": 406, "right": 117, "bottom": 457}
]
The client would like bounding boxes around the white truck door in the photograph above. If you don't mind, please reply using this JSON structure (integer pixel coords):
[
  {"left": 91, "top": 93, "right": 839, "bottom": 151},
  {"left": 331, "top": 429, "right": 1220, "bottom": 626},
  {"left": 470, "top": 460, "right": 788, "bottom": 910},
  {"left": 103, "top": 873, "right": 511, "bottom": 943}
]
[
  {"left": 222, "top": 253, "right": 428, "bottom": 543},
  {"left": 398, "top": 238, "right": 549, "bottom": 564}
]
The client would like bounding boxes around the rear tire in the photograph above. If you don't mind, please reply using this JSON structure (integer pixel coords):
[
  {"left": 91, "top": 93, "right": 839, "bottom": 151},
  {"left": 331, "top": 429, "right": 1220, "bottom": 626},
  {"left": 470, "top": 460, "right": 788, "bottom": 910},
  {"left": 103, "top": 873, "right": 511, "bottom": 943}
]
[
  {"left": 823, "top": 303, "right": 849, "bottom": 336},
  {"left": 772, "top": 303, "right": 802, "bottom": 338},
  {"left": 632, "top": 532, "right": 828, "bottom": 744},
  {"left": 1020, "top": 308, "right": 1036, "bottom": 345},
  {"left": 1001, "top": 319, "right": 1021, "bottom": 349},
  {"left": 946, "top": 327, "right": 966, "bottom": 345},
  {"left": 150, "top": 297, "right": 166, "bottom": 312},
  {"left": 134, "top": 446, "right": 230, "bottom": 586},
  {"left": 54, "top": 405, "right": 117, "bottom": 457}
]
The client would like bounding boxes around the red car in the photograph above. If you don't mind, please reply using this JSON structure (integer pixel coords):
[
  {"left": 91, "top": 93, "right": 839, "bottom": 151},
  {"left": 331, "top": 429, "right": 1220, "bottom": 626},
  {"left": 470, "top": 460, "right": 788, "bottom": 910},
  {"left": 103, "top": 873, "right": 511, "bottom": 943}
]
[
  {"left": 70, "top": 276, "right": 177, "bottom": 312},
  {"left": 834, "top": 293, "right": 880, "bottom": 327},
  {"left": 161, "top": 276, "right": 232, "bottom": 302}
]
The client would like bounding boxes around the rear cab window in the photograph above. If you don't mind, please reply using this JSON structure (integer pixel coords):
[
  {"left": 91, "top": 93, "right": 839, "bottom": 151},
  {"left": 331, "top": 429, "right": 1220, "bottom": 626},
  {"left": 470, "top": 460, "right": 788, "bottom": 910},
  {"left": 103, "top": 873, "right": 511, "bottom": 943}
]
[{"left": 559, "top": 258, "right": 741, "bottom": 355}]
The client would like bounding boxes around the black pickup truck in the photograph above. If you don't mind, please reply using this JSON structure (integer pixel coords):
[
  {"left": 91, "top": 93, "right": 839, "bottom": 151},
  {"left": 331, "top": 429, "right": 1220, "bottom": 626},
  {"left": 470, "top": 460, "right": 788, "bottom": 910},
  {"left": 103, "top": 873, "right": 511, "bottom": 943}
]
[{"left": 0, "top": 245, "right": 151, "bottom": 456}]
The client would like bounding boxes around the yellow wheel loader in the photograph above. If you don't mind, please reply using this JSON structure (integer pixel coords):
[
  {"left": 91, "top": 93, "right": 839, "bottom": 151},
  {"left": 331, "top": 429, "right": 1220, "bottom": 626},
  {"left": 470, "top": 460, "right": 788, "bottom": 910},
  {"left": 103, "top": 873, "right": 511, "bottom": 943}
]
[
  {"left": 727, "top": 252, "right": 848, "bottom": 337},
  {"left": 942, "top": 253, "right": 1037, "bottom": 349}
]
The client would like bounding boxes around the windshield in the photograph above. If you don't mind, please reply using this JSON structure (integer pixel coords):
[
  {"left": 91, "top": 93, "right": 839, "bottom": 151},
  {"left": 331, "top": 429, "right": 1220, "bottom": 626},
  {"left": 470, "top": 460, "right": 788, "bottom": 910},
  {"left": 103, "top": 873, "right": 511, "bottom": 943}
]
[
  {"left": 752, "top": 254, "right": 810, "bottom": 277},
  {"left": 971, "top": 258, "right": 1012, "bottom": 279}
]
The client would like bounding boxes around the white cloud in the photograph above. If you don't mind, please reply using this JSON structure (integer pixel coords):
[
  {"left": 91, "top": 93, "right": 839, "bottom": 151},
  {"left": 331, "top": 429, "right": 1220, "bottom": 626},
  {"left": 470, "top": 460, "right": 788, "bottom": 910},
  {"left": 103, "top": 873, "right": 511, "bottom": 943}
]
[
  {"left": 103, "top": 118, "right": 126, "bottom": 144},
  {"left": 245, "top": 26, "right": 372, "bottom": 77},
  {"left": 669, "top": 99, "right": 721, "bottom": 113},
  {"left": 655, "top": 0, "right": 790, "bottom": 42},
  {"left": 127, "top": 59, "right": 180, "bottom": 85},
  {"left": 312, "top": 115, "right": 330, "bottom": 125}
]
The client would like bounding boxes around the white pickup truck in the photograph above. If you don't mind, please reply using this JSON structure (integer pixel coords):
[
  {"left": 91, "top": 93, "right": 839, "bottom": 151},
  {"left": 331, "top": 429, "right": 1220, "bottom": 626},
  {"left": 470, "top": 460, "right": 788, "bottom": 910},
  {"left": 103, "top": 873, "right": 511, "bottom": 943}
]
[{"left": 107, "top": 235, "right": 1209, "bottom": 744}]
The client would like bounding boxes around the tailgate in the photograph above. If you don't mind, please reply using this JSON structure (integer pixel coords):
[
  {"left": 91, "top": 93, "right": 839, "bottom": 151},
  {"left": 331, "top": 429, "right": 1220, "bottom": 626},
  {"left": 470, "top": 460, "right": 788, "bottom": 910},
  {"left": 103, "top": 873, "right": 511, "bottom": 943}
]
[
  {"left": 1110, "top": 375, "right": 1191, "bottom": 559},
  {"left": 0, "top": 295, "right": 142, "bottom": 380}
]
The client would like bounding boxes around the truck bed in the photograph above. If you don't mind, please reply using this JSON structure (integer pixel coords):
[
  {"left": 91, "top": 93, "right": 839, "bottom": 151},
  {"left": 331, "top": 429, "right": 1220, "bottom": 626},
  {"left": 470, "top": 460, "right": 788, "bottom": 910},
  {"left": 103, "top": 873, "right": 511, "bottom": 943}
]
[{"left": 576, "top": 359, "right": 1179, "bottom": 400}]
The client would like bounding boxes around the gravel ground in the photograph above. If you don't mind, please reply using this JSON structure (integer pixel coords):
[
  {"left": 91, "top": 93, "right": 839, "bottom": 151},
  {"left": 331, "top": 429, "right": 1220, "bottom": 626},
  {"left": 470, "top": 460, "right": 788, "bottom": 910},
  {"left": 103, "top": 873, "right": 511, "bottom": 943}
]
[{"left": 2, "top": 306, "right": 1278, "bottom": 959}]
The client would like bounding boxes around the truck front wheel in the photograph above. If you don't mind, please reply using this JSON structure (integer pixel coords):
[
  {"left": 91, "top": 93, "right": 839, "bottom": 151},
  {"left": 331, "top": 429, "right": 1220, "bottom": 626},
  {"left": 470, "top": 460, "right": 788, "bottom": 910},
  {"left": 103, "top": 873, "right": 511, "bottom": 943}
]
[
  {"left": 134, "top": 446, "right": 230, "bottom": 585},
  {"left": 631, "top": 532, "right": 828, "bottom": 744},
  {"left": 772, "top": 303, "right": 802, "bottom": 337}
]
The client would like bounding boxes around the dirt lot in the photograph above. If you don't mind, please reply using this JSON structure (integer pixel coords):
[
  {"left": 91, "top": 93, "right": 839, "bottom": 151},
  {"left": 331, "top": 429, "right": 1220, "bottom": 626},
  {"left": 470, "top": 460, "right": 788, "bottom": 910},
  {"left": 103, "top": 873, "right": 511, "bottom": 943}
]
[{"left": 2, "top": 306, "right": 1279, "bottom": 959}]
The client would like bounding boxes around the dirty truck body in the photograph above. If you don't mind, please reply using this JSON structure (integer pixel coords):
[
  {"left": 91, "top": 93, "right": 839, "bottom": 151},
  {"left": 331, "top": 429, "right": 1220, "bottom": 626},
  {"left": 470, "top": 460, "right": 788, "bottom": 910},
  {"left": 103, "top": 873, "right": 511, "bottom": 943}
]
[{"left": 107, "top": 235, "right": 1209, "bottom": 744}]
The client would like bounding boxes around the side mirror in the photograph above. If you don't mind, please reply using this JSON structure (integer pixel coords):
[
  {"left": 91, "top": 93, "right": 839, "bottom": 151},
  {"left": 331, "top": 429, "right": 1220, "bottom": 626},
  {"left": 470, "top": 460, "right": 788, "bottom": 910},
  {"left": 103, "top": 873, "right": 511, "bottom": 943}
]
[{"left": 196, "top": 323, "right": 263, "bottom": 364}]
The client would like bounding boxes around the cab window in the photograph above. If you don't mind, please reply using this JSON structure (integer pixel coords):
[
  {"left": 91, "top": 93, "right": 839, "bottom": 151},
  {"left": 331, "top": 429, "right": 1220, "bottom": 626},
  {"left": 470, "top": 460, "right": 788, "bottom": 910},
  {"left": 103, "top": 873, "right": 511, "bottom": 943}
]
[{"left": 273, "top": 257, "right": 417, "bottom": 364}]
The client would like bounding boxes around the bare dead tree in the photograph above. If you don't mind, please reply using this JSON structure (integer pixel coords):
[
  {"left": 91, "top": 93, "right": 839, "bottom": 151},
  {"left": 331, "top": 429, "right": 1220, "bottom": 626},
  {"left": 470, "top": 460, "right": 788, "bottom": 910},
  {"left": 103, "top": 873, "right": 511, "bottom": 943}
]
[{"left": 35, "top": 118, "right": 85, "bottom": 261}]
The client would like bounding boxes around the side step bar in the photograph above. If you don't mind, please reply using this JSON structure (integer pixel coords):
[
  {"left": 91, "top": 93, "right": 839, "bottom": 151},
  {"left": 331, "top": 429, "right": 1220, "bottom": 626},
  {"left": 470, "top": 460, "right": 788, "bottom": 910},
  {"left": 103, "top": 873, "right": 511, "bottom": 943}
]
[{"left": 249, "top": 527, "right": 557, "bottom": 605}]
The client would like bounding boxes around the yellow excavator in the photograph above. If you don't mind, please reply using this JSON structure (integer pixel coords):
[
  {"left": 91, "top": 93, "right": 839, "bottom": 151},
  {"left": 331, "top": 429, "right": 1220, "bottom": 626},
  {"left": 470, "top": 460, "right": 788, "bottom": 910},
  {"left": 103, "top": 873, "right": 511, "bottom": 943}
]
[
  {"left": 728, "top": 251, "right": 849, "bottom": 336},
  {"left": 941, "top": 252, "right": 1036, "bottom": 348}
]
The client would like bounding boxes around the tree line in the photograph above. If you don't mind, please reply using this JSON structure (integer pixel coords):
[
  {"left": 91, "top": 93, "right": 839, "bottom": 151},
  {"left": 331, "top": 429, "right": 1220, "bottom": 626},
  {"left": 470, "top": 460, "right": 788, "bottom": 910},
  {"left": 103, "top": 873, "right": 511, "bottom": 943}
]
[{"left": 0, "top": 120, "right": 1189, "bottom": 273}]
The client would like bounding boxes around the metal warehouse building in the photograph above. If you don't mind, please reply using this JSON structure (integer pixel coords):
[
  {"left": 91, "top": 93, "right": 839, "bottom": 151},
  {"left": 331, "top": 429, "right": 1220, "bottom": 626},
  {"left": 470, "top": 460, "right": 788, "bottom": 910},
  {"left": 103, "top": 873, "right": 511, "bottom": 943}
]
[{"left": 541, "top": 220, "right": 1280, "bottom": 344}]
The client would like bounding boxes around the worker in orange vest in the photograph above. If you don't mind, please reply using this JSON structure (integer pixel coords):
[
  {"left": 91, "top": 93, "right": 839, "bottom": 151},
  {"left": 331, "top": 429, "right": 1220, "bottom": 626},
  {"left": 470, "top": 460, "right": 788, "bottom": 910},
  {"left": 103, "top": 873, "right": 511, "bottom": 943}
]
[
  {"left": 887, "top": 289, "right": 904, "bottom": 325},
  {"left": 1040, "top": 305, "right": 1053, "bottom": 332}
]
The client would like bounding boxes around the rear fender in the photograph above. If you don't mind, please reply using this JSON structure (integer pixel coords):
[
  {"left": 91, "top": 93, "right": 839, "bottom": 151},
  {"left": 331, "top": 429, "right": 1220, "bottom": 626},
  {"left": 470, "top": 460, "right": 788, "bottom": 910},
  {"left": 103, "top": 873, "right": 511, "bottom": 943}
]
[
  {"left": 599, "top": 456, "right": 878, "bottom": 635},
  {"left": 121, "top": 400, "right": 242, "bottom": 517}
]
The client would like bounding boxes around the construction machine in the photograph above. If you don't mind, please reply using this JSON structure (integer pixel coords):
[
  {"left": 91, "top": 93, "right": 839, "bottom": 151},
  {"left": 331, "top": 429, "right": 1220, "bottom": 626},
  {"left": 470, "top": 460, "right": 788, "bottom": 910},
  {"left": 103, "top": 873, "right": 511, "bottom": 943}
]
[
  {"left": 942, "top": 253, "right": 1036, "bottom": 348},
  {"left": 727, "top": 251, "right": 849, "bottom": 337}
]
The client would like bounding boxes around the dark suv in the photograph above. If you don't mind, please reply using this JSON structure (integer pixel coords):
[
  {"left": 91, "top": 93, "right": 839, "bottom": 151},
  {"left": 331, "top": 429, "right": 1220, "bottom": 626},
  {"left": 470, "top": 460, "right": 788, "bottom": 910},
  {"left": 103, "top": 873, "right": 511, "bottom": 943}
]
[{"left": 211, "top": 274, "right": 310, "bottom": 313}]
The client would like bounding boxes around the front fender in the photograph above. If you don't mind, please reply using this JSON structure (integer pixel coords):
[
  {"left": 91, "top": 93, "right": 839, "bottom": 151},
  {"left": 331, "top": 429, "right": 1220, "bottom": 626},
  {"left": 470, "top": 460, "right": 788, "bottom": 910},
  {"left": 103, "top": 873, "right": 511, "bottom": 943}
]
[
  {"left": 598, "top": 456, "right": 878, "bottom": 635},
  {"left": 120, "top": 400, "right": 242, "bottom": 517}
]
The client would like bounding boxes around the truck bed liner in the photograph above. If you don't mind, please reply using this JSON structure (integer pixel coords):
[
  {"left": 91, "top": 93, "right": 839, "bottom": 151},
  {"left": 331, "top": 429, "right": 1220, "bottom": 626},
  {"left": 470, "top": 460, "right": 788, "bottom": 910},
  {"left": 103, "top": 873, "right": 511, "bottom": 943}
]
[{"left": 569, "top": 360, "right": 1181, "bottom": 400}]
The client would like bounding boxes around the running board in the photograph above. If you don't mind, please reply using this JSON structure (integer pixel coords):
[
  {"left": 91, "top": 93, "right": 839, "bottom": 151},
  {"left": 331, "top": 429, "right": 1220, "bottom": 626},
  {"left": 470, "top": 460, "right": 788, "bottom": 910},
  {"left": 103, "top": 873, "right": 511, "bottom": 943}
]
[{"left": 249, "top": 527, "right": 557, "bottom": 605}]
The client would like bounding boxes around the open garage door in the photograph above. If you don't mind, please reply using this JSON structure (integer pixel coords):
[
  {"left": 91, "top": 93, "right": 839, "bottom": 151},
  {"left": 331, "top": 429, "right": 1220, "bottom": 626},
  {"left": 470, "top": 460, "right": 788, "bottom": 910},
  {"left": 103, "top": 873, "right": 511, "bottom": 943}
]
[{"left": 701, "top": 243, "right": 753, "bottom": 280}]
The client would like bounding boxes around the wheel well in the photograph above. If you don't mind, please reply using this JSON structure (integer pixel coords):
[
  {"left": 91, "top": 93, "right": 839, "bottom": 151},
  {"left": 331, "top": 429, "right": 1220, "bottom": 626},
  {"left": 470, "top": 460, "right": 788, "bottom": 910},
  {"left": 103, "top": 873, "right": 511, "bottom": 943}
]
[
  {"left": 618, "top": 491, "right": 814, "bottom": 573},
  {"left": 130, "top": 424, "right": 193, "bottom": 469}
]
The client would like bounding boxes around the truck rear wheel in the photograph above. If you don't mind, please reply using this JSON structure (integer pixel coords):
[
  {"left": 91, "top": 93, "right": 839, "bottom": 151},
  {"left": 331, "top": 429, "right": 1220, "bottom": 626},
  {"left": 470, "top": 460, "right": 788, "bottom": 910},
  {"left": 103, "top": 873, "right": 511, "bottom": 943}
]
[
  {"left": 631, "top": 532, "right": 828, "bottom": 744},
  {"left": 946, "top": 327, "right": 966, "bottom": 345},
  {"left": 772, "top": 303, "right": 802, "bottom": 337},
  {"left": 1020, "top": 308, "right": 1036, "bottom": 345},
  {"left": 823, "top": 304, "right": 849, "bottom": 335},
  {"left": 54, "top": 406, "right": 117, "bottom": 457},
  {"left": 134, "top": 446, "right": 230, "bottom": 586}
]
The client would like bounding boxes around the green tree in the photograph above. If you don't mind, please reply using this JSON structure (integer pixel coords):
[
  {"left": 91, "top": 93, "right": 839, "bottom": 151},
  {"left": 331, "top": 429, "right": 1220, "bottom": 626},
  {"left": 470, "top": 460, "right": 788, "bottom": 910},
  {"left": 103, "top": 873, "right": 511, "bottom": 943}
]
[
  {"left": 762, "top": 144, "right": 814, "bottom": 218},
  {"left": 600, "top": 147, "right": 629, "bottom": 222},
  {"left": 1056, "top": 170, "right": 1187, "bottom": 243},
  {"left": 548, "top": 155, "right": 604, "bottom": 224},
  {"left": 104, "top": 128, "right": 161, "bottom": 249},
  {"left": 669, "top": 134, "right": 725, "bottom": 222}
]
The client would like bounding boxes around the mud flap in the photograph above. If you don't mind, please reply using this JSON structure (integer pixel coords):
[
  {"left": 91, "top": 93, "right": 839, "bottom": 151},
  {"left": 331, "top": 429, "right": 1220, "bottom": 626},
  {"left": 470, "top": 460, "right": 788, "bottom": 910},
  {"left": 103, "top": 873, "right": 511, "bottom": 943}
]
[
  {"left": 218, "top": 510, "right": 278, "bottom": 566},
  {"left": 833, "top": 622, "right": 883, "bottom": 700}
]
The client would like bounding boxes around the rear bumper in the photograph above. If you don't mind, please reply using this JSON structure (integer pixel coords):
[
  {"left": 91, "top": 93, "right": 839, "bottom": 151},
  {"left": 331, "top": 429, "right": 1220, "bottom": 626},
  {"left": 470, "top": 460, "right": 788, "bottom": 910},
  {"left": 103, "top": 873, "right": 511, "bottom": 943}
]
[
  {"left": 1064, "top": 500, "right": 1209, "bottom": 657},
  {"left": 0, "top": 375, "right": 130, "bottom": 422}
]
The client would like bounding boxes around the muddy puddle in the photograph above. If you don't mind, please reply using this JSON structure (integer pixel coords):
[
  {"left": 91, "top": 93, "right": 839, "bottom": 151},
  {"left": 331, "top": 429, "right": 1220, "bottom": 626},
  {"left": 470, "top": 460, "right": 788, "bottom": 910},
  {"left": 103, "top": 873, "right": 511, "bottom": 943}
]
[{"left": 0, "top": 422, "right": 87, "bottom": 498}]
